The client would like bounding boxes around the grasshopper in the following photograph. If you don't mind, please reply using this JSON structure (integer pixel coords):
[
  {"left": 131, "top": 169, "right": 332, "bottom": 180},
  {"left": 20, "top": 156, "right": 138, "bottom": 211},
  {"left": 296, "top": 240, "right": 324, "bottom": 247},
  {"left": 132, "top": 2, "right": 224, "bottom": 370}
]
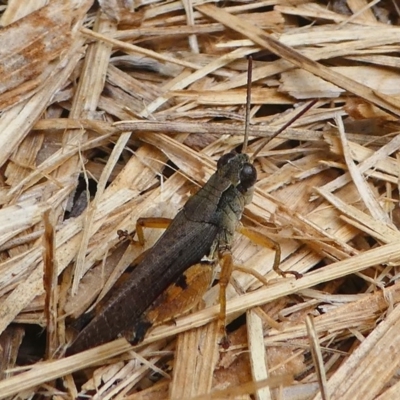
[{"left": 66, "top": 58, "right": 306, "bottom": 355}]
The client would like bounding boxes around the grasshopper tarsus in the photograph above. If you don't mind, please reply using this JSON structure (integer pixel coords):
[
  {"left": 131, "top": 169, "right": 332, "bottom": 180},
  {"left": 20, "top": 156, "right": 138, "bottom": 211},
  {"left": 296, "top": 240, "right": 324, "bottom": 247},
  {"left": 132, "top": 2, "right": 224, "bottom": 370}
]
[
  {"left": 281, "top": 271, "right": 303, "bottom": 279},
  {"left": 117, "top": 229, "right": 134, "bottom": 242},
  {"left": 220, "top": 335, "right": 231, "bottom": 350},
  {"left": 277, "top": 270, "right": 303, "bottom": 280},
  {"left": 131, "top": 320, "right": 152, "bottom": 345}
]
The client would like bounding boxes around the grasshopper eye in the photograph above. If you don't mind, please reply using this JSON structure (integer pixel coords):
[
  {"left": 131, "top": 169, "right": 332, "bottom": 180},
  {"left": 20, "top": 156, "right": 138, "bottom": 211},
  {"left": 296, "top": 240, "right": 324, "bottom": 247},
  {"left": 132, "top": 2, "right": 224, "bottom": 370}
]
[
  {"left": 239, "top": 163, "right": 257, "bottom": 191},
  {"left": 217, "top": 152, "right": 236, "bottom": 169}
]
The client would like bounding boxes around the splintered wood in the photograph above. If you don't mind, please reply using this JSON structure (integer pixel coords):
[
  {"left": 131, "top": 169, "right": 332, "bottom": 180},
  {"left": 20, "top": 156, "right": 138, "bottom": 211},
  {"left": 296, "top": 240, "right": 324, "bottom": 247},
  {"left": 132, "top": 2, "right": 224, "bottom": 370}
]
[{"left": 0, "top": 0, "right": 400, "bottom": 399}]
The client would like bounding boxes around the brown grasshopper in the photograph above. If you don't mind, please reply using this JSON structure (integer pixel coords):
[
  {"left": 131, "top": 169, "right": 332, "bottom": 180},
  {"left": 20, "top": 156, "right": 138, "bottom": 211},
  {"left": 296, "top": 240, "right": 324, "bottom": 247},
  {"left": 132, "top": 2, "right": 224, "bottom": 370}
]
[{"left": 66, "top": 58, "right": 309, "bottom": 355}]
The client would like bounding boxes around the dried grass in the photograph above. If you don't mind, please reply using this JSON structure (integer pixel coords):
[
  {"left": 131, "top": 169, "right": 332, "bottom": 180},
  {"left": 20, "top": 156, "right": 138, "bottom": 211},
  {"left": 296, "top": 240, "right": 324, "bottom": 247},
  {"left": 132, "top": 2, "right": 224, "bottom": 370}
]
[{"left": 0, "top": 0, "right": 400, "bottom": 399}]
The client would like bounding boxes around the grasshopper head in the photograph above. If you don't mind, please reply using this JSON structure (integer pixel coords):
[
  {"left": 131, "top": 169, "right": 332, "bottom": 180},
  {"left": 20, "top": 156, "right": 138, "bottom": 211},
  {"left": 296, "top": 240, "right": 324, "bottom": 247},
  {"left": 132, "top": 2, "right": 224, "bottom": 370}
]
[{"left": 216, "top": 152, "right": 257, "bottom": 201}]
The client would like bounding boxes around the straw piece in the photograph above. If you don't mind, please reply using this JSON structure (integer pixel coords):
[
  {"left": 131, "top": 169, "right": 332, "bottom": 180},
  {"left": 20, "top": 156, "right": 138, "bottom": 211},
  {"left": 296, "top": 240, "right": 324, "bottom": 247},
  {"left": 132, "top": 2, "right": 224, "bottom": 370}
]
[
  {"left": 320, "top": 133, "right": 400, "bottom": 195},
  {"left": 247, "top": 310, "right": 271, "bottom": 400},
  {"left": 171, "top": 87, "right": 293, "bottom": 105},
  {"left": 346, "top": 0, "right": 379, "bottom": 24},
  {"left": 280, "top": 65, "right": 400, "bottom": 99},
  {"left": 139, "top": 47, "right": 255, "bottom": 117},
  {"left": 0, "top": 339, "right": 132, "bottom": 399},
  {"left": 72, "top": 12, "right": 118, "bottom": 293},
  {"left": 306, "top": 315, "right": 328, "bottom": 400},
  {"left": 170, "top": 321, "right": 219, "bottom": 398},
  {"left": 313, "top": 304, "right": 400, "bottom": 400},
  {"left": 1, "top": 1, "right": 400, "bottom": 397},
  {"left": 196, "top": 4, "right": 400, "bottom": 115},
  {"left": 376, "top": 380, "right": 400, "bottom": 400},
  {"left": 275, "top": 3, "right": 381, "bottom": 25},
  {"left": 0, "top": 32, "right": 84, "bottom": 169},
  {"left": 335, "top": 114, "right": 393, "bottom": 226},
  {"left": 0, "top": 2, "right": 71, "bottom": 108}
]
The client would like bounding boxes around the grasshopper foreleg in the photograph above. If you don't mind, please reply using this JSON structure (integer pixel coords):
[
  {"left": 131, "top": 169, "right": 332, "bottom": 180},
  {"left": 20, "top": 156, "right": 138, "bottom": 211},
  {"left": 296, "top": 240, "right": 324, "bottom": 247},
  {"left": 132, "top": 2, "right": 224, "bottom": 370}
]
[
  {"left": 238, "top": 226, "right": 302, "bottom": 279},
  {"left": 117, "top": 217, "right": 172, "bottom": 245},
  {"left": 135, "top": 217, "right": 172, "bottom": 245}
]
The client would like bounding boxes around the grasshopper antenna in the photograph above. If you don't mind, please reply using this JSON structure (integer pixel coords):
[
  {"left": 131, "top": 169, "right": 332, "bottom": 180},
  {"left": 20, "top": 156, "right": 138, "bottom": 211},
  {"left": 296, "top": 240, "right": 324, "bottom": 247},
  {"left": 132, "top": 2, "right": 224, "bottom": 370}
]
[
  {"left": 250, "top": 98, "right": 317, "bottom": 162},
  {"left": 242, "top": 55, "right": 253, "bottom": 154}
]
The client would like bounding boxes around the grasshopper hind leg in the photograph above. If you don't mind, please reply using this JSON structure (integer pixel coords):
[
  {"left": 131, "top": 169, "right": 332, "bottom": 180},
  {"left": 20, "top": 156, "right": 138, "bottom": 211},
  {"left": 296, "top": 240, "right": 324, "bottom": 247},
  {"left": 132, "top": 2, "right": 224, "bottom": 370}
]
[
  {"left": 127, "top": 262, "right": 214, "bottom": 344},
  {"left": 218, "top": 250, "right": 235, "bottom": 348}
]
